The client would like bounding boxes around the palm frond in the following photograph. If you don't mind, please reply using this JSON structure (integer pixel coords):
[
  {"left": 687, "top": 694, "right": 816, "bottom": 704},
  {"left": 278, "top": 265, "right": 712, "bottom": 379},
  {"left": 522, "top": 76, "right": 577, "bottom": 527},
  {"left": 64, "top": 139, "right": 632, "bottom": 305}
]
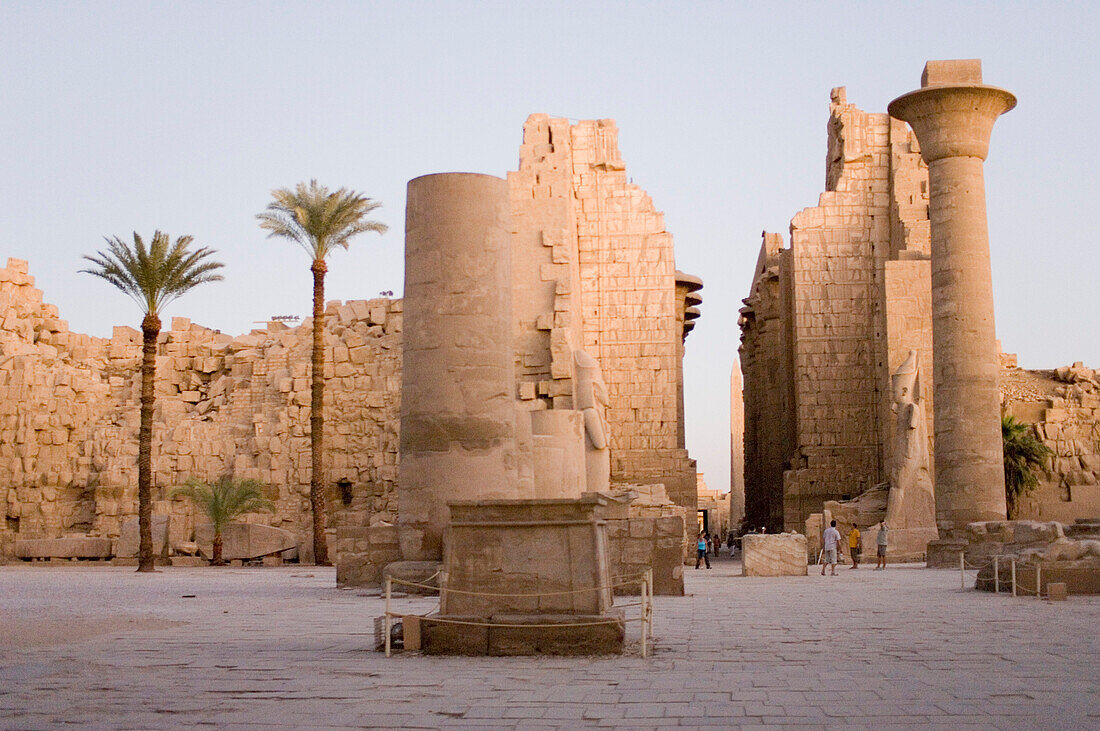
[
  {"left": 81, "top": 231, "right": 224, "bottom": 316},
  {"left": 170, "top": 475, "right": 275, "bottom": 531},
  {"left": 1002, "top": 415, "right": 1053, "bottom": 516},
  {"left": 256, "top": 179, "right": 388, "bottom": 261}
]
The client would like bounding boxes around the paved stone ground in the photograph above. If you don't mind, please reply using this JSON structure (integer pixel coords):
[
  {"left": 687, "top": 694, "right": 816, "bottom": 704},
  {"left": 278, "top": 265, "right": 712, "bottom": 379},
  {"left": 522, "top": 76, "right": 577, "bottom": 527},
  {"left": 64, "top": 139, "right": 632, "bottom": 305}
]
[{"left": 1, "top": 557, "right": 1098, "bottom": 729}]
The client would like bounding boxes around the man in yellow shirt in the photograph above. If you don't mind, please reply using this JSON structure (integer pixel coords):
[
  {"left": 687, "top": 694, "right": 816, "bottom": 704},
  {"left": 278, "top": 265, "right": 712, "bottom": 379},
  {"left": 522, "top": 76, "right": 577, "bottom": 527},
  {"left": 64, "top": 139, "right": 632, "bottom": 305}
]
[{"left": 848, "top": 525, "right": 862, "bottom": 569}]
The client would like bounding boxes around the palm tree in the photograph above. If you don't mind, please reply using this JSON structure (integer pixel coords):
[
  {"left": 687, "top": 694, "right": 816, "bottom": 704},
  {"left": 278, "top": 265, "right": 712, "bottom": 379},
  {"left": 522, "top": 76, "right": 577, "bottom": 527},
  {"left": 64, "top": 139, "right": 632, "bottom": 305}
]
[
  {"left": 171, "top": 476, "right": 275, "bottom": 565},
  {"left": 257, "top": 180, "right": 387, "bottom": 565},
  {"left": 82, "top": 232, "right": 223, "bottom": 572},
  {"left": 1002, "top": 414, "right": 1053, "bottom": 519}
]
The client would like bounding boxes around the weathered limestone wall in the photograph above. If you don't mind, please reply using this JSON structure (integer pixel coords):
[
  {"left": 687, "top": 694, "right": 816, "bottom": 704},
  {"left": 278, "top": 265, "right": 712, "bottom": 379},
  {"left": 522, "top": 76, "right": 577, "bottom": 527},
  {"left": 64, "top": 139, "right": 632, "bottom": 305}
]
[
  {"left": 1002, "top": 363, "right": 1100, "bottom": 522},
  {"left": 509, "top": 115, "right": 699, "bottom": 511},
  {"left": 739, "top": 233, "right": 795, "bottom": 530},
  {"left": 0, "top": 256, "right": 402, "bottom": 559},
  {"left": 729, "top": 359, "right": 745, "bottom": 526},
  {"left": 3, "top": 115, "right": 701, "bottom": 568},
  {"left": 740, "top": 87, "right": 934, "bottom": 532}
]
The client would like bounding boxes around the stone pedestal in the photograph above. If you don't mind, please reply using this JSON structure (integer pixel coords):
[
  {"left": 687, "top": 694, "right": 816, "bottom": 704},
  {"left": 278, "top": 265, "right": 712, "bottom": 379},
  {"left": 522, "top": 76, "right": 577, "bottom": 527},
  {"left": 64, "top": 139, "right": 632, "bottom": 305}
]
[
  {"left": 888, "top": 60, "right": 1015, "bottom": 532},
  {"left": 422, "top": 495, "right": 624, "bottom": 655},
  {"left": 741, "top": 533, "right": 808, "bottom": 576}
]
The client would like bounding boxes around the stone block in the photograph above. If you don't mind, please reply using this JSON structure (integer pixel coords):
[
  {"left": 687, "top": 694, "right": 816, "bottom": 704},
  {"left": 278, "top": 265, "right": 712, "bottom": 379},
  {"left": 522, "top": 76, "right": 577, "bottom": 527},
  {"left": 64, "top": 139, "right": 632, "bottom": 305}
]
[
  {"left": 382, "top": 560, "right": 442, "bottom": 595},
  {"left": 1047, "top": 582, "right": 1067, "bottom": 601},
  {"left": 741, "top": 533, "right": 808, "bottom": 576},
  {"left": 14, "top": 537, "right": 113, "bottom": 559},
  {"left": 116, "top": 515, "right": 170, "bottom": 558},
  {"left": 421, "top": 616, "right": 489, "bottom": 655},
  {"left": 921, "top": 59, "right": 983, "bottom": 87},
  {"left": 194, "top": 522, "right": 297, "bottom": 561},
  {"left": 336, "top": 555, "right": 382, "bottom": 587}
]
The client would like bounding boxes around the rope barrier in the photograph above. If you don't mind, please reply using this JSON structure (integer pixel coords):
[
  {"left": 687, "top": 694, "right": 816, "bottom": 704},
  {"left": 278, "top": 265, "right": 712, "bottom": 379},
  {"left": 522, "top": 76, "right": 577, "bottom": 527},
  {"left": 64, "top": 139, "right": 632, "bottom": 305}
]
[
  {"left": 383, "top": 612, "right": 642, "bottom": 629},
  {"left": 957, "top": 554, "right": 1047, "bottom": 599},
  {"left": 383, "top": 569, "right": 654, "bottom": 657},
  {"left": 388, "top": 575, "right": 645, "bottom": 597}
]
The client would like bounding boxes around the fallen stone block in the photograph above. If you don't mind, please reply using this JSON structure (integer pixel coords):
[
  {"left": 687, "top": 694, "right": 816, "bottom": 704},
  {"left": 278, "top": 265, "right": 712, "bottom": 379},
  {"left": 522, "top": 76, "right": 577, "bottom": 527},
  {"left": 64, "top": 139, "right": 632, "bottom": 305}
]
[
  {"left": 194, "top": 522, "right": 297, "bottom": 561},
  {"left": 742, "top": 533, "right": 808, "bottom": 576},
  {"left": 15, "top": 537, "right": 113, "bottom": 560}
]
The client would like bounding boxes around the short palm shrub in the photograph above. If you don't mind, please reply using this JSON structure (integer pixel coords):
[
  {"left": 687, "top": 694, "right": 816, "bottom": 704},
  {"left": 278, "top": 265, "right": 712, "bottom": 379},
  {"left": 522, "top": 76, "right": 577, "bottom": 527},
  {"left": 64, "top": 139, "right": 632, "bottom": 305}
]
[
  {"left": 1002, "top": 415, "right": 1053, "bottom": 519},
  {"left": 171, "top": 476, "right": 275, "bottom": 565}
]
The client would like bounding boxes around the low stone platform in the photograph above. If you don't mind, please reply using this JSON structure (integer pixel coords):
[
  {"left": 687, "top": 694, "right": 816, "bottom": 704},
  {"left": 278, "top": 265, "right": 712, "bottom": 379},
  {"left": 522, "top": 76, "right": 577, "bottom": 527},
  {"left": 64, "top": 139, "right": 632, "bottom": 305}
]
[
  {"left": 420, "top": 611, "right": 625, "bottom": 656},
  {"left": 14, "top": 537, "right": 113, "bottom": 560}
]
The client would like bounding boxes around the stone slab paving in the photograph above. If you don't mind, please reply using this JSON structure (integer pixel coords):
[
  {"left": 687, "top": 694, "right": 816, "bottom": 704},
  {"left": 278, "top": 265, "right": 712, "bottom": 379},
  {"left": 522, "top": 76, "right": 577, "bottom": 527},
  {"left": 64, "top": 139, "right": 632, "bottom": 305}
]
[{"left": 1, "top": 558, "right": 1098, "bottom": 729}]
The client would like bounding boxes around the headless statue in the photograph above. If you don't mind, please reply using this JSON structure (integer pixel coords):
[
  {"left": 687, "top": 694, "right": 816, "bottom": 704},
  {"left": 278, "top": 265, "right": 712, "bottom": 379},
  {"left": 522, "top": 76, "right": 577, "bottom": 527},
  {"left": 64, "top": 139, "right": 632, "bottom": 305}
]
[
  {"left": 885, "top": 351, "right": 937, "bottom": 529},
  {"left": 573, "top": 349, "right": 610, "bottom": 493}
]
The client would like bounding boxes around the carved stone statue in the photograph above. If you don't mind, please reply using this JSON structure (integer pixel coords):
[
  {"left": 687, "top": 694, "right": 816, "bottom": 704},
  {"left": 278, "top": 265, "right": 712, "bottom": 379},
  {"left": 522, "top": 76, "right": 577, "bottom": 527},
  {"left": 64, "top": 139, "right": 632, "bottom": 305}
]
[
  {"left": 885, "top": 351, "right": 937, "bottom": 529},
  {"left": 573, "top": 349, "right": 610, "bottom": 493}
]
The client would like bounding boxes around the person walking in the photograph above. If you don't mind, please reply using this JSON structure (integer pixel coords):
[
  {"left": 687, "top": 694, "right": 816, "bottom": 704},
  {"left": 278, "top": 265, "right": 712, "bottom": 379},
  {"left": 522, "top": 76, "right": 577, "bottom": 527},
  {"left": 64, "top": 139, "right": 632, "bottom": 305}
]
[
  {"left": 875, "top": 521, "right": 889, "bottom": 569},
  {"left": 821, "top": 520, "right": 842, "bottom": 576},
  {"left": 848, "top": 524, "right": 862, "bottom": 569},
  {"left": 695, "top": 531, "right": 711, "bottom": 569}
]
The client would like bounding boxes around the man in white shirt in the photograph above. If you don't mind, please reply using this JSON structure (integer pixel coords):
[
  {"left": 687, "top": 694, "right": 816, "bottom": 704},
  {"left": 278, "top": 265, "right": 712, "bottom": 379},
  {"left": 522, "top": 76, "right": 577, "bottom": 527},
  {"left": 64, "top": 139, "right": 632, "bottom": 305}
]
[{"left": 821, "top": 520, "right": 843, "bottom": 576}]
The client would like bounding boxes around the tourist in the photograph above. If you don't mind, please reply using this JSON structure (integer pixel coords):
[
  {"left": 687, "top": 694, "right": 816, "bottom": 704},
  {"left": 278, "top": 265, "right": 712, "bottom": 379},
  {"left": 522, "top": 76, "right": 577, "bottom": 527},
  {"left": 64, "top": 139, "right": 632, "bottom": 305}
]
[
  {"left": 848, "top": 523, "right": 862, "bottom": 569},
  {"left": 695, "top": 531, "right": 711, "bottom": 569},
  {"left": 875, "top": 521, "right": 889, "bottom": 569},
  {"left": 712, "top": 533, "right": 721, "bottom": 557},
  {"left": 821, "top": 520, "right": 842, "bottom": 576}
]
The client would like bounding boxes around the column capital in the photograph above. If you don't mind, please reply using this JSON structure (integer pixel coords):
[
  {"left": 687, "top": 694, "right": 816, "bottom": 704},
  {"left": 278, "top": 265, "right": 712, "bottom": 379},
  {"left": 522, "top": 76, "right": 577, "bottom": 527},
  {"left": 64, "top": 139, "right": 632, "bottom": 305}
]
[{"left": 889, "top": 61, "right": 1015, "bottom": 163}]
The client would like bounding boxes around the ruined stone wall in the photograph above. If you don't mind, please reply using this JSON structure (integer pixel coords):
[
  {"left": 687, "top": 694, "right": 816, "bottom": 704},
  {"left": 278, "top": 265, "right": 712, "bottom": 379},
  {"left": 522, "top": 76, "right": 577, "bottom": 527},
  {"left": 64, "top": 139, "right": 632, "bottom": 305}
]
[
  {"left": 0, "top": 257, "right": 402, "bottom": 559},
  {"left": 1002, "top": 363, "right": 1100, "bottom": 522},
  {"left": 739, "top": 234, "right": 795, "bottom": 530},
  {"left": 740, "top": 87, "right": 934, "bottom": 532},
  {"left": 509, "top": 115, "right": 698, "bottom": 510},
  {"left": 4, "top": 114, "right": 701, "bottom": 563}
]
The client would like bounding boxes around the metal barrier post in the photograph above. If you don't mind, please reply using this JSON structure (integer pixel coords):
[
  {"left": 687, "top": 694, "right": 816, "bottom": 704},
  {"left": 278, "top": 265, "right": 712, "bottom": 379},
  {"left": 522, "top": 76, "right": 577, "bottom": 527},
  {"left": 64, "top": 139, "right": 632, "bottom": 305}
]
[
  {"left": 384, "top": 575, "right": 392, "bottom": 658},
  {"left": 646, "top": 569, "right": 654, "bottom": 640},
  {"left": 960, "top": 552, "right": 966, "bottom": 590},
  {"left": 1011, "top": 558, "right": 1017, "bottom": 597},
  {"left": 1036, "top": 563, "right": 1042, "bottom": 600},
  {"left": 994, "top": 555, "right": 999, "bottom": 594}
]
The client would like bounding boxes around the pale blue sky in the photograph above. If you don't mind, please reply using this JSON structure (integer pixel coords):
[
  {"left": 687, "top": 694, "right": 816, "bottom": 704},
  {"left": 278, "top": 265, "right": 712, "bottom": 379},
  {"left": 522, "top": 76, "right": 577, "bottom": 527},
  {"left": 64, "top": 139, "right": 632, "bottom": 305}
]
[{"left": 2, "top": 1, "right": 1097, "bottom": 495}]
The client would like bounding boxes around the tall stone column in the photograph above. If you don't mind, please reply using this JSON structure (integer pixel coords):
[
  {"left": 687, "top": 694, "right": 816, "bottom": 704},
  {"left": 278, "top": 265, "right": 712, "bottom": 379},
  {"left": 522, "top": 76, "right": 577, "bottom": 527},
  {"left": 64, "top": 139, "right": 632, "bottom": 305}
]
[
  {"left": 888, "top": 60, "right": 1015, "bottom": 531},
  {"left": 398, "top": 173, "right": 519, "bottom": 561}
]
